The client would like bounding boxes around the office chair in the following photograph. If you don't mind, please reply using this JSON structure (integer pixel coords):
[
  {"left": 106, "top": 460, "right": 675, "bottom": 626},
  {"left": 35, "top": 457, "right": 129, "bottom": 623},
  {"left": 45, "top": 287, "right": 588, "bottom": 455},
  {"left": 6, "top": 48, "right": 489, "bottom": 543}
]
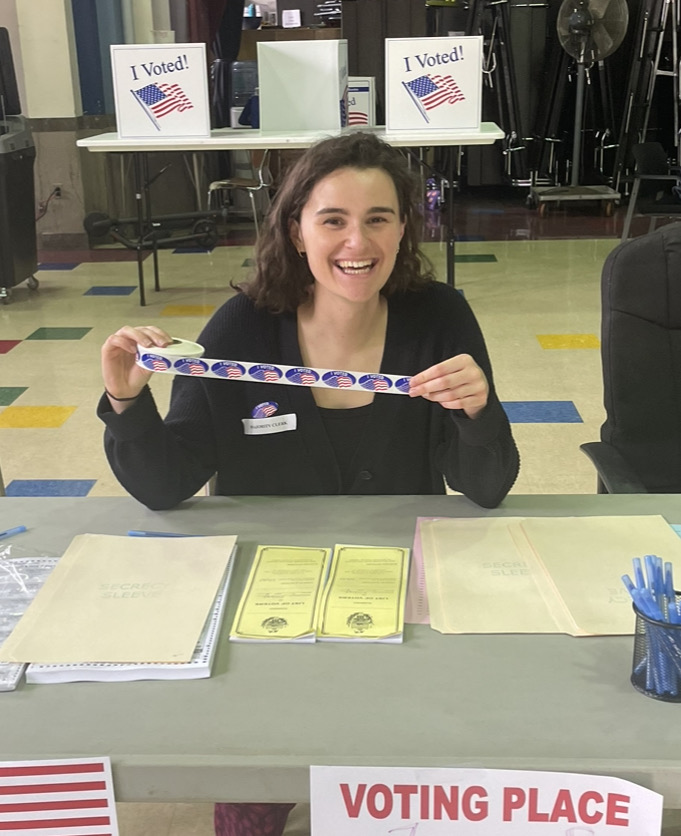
[
  {"left": 620, "top": 142, "right": 681, "bottom": 241},
  {"left": 206, "top": 149, "right": 272, "bottom": 236},
  {"left": 580, "top": 222, "right": 681, "bottom": 493}
]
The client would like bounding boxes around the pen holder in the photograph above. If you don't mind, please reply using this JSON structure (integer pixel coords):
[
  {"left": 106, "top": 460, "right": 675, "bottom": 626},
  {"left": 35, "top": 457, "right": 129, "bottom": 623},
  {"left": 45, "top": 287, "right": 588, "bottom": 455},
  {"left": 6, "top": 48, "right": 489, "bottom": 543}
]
[{"left": 631, "top": 600, "right": 681, "bottom": 702}]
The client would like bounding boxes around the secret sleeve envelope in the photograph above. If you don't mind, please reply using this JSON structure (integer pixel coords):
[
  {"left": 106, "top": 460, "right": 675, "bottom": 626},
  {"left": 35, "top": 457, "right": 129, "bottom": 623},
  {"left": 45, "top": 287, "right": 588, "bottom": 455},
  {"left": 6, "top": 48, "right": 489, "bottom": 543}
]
[
  {"left": 0, "top": 533, "right": 237, "bottom": 664},
  {"left": 420, "top": 514, "right": 681, "bottom": 636}
]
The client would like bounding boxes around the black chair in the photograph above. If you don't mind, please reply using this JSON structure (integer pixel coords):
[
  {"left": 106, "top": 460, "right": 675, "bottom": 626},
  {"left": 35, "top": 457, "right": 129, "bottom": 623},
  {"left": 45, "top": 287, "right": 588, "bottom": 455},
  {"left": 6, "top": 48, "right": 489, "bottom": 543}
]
[
  {"left": 581, "top": 222, "right": 681, "bottom": 492},
  {"left": 620, "top": 142, "right": 681, "bottom": 241}
]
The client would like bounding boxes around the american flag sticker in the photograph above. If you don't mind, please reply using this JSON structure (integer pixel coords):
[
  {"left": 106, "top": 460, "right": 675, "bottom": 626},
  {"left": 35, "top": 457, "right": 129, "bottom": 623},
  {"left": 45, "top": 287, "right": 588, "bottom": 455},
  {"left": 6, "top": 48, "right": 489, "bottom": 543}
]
[
  {"left": 0, "top": 757, "right": 118, "bottom": 835},
  {"left": 395, "top": 376, "right": 412, "bottom": 393},
  {"left": 285, "top": 367, "right": 319, "bottom": 386},
  {"left": 249, "top": 364, "right": 283, "bottom": 383},
  {"left": 322, "top": 371, "right": 356, "bottom": 389},
  {"left": 358, "top": 374, "right": 392, "bottom": 392},
  {"left": 211, "top": 361, "right": 246, "bottom": 379},
  {"left": 403, "top": 74, "right": 465, "bottom": 124},
  {"left": 251, "top": 401, "right": 279, "bottom": 418},
  {"left": 174, "top": 358, "right": 208, "bottom": 376},
  {"left": 132, "top": 83, "right": 193, "bottom": 130},
  {"left": 137, "top": 352, "right": 171, "bottom": 372}
]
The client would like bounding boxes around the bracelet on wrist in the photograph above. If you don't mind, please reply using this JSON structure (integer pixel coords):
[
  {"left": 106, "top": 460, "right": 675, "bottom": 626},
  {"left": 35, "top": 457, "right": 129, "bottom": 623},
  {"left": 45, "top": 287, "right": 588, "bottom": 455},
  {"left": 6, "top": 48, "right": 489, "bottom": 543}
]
[{"left": 105, "top": 388, "right": 140, "bottom": 403}]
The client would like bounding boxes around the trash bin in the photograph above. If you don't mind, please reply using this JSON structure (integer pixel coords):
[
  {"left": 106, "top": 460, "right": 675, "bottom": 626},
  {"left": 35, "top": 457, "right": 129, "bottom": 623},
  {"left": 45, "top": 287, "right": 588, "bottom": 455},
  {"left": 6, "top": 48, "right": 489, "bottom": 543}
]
[{"left": 0, "top": 115, "right": 38, "bottom": 302}]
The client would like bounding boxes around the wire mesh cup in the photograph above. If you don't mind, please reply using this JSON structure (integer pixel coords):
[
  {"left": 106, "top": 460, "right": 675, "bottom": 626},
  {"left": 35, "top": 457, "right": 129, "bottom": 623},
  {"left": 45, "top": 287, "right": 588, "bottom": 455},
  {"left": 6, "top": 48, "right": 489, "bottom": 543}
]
[{"left": 631, "top": 598, "right": 681, "bottom": 701}]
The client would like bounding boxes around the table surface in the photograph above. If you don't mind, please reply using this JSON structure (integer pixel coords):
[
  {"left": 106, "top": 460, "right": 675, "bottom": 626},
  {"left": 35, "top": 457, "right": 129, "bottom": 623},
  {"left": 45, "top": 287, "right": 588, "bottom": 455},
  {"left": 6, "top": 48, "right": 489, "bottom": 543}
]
[
  {"left": 2, "top": 493, "right": 681, "bottom": 805},
  {"left": 76, "top": 123, "right": 504, "bottom": 152}
]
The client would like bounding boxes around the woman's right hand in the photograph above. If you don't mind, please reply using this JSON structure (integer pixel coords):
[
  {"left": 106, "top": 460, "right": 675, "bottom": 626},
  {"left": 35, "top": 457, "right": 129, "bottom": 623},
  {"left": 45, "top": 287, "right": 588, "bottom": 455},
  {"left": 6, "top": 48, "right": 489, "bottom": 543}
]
[{"left": 101, "top": 325, "right": 173, "bottom": 409}]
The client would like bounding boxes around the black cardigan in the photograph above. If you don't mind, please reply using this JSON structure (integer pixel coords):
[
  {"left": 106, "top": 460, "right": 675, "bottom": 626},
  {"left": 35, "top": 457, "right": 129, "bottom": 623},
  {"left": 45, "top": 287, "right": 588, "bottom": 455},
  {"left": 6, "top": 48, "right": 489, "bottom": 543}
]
[{"left": 99, "top": 282, "right": 519, "bottom": 510}]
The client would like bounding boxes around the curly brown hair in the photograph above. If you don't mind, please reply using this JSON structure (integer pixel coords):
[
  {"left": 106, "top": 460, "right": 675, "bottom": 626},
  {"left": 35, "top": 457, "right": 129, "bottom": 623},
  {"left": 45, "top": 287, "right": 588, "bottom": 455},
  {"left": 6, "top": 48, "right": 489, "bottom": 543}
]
[{"left": 240, "top": 131, "right": 435, "bottom": 313}]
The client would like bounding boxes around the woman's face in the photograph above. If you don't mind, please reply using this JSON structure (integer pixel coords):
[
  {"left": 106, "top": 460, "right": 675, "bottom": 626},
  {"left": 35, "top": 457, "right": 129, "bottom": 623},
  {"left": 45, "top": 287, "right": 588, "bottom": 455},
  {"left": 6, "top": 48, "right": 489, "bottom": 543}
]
[{"left": 290, "top": 166, "right": 405, "bottom": 307}]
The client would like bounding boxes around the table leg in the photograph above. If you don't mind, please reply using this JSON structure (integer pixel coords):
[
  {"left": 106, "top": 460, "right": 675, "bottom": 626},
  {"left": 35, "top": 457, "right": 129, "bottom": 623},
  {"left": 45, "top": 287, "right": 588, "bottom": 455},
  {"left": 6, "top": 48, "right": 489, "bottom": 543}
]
[
  {"left": 133, "top": 152, "right": 146, "bottom": 307},
  {"left": 141, "top": 154, "right": 161, "bottom": 293},
  {"left": 446, "top": 146, "right": 456, "bottom": 288}
]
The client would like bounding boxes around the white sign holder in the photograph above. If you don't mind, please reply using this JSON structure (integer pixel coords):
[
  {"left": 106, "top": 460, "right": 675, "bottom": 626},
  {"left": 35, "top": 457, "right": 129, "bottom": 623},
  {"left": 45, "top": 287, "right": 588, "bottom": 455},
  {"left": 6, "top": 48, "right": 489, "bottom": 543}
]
[
  {"left": 110, "top": 43, "right": 210, "bottom": 139},
  {"left": 385, "top": 36, "right": 483, "bottom": 132}
]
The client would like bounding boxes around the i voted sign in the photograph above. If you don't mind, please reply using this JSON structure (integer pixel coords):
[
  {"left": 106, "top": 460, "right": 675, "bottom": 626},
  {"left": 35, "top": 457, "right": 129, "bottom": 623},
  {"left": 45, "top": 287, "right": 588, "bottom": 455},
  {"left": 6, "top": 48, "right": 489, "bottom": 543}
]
[
  {"left": 111, "top": 43, "right": 210, "bottom": 139},
  {"left": 386, "top": 36, "right": 483, "bottom": 131},
  {"left": 310, "top": 766, "right": 663, "bottom": 835}
]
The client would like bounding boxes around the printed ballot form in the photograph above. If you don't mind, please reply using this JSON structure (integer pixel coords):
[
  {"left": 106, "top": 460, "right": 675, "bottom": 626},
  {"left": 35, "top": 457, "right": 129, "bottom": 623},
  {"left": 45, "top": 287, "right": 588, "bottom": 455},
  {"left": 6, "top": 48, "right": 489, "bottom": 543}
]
[
  {"left": 317, "top": 545, "right": 410, "bottom": 642},
  {"left": 230, "top": 545, "right": 331, "bottom": 642}
]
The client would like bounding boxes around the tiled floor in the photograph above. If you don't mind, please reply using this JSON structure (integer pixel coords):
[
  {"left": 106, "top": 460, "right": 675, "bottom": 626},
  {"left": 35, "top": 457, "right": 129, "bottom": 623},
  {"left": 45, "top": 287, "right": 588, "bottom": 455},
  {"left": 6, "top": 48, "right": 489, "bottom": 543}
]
[{"left": 2, "top": 197, "right": 680, "bottom": 834}]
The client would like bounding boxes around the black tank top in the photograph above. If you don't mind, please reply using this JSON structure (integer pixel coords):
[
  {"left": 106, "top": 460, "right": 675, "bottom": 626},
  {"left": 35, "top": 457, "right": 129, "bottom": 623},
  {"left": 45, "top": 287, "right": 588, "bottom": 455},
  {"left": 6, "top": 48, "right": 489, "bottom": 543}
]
[{"left": 318, "top": 403, "right": 373, "bottom": 492}]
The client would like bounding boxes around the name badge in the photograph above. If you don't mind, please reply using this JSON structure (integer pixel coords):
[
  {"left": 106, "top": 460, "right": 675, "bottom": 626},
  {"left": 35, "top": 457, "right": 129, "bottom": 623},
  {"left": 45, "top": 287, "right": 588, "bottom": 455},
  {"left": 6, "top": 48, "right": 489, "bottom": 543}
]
[{"left": 242, "top": 413, "right": 297, "bottom": 435}]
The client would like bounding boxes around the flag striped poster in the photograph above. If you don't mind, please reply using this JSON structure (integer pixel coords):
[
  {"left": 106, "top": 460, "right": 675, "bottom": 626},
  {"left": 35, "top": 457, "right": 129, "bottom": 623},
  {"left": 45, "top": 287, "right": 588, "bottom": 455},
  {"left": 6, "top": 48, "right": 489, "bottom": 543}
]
[{"left": 0, "top": 758, "right": 118, "bottom": 835}]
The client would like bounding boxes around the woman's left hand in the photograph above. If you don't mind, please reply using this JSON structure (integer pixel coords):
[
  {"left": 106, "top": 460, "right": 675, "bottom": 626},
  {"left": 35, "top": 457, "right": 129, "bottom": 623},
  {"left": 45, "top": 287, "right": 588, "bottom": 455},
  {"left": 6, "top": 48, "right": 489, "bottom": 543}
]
[{"left": 408, "top": 354, "right": 489, "bottom": 418}]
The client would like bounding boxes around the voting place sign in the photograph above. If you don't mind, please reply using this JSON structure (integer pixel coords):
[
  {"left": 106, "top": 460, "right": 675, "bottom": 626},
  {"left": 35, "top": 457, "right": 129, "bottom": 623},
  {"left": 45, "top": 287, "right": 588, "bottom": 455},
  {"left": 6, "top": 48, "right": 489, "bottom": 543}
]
[
  {"left": 386, "top": 36, "right": 482, "bottom": 132},
  {"left": 310, "top": 766, "right": 663, "bottom": 835},
  {"left": 111, "top": 43, "right": 210, "bottom": 139}
]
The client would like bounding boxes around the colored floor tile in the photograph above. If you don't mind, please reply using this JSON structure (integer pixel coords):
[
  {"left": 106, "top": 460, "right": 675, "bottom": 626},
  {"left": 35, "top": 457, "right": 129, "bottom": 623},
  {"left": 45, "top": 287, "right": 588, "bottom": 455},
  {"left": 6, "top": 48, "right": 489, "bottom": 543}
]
[
  {"left": 0, "top": 406, "right": 76, "bottom": 428},
  {"left": 502, "top": 401, "right": 583, "bottom": 423},
  {"left": 537, "top": 334, "right": 600, "bottom": 349},
  {"left": 37, "top": 262, "right": 80, "bottom": 271},
  {"left": 0, "top": 340, "right": 21, "bottom": 354},
  {"left": 0, "top": 387, "right": 27, "bottom": 406},
  {"left": 5, "top": 479, "right": 96, "bottom": 497},
  {"left": 84, "top": 286, "right": 137, "bottom": 296},
  {"left": 25, "top": 327, "right": 92, "bottom": 340},
  {"left": 454, "top": 254, "right": 497, "bottom": 263},
  {"left": 160, "top": 304, "right": 216, "bottom": 316}
]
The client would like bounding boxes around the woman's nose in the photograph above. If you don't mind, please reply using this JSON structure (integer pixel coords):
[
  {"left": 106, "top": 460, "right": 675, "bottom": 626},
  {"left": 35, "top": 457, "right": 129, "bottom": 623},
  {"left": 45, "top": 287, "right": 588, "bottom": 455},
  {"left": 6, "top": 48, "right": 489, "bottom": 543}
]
[{"left": 344, "top": 222, "right": 368, "bottom": 247}]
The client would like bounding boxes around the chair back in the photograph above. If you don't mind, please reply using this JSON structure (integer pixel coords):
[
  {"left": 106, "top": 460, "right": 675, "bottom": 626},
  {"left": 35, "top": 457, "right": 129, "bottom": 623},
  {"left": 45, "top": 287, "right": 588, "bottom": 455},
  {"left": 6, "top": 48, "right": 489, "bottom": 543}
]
[
  {"left": 632, "top": 142, "right": 673, "bottom": 200},
  {"left": 599, "top": 222, "right": 681, "bottom": 491}
]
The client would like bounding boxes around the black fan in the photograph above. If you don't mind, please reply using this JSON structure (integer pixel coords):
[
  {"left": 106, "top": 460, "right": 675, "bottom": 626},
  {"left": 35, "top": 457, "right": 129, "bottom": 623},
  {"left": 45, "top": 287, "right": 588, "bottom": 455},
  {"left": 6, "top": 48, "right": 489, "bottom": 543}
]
[{"left": 557, "top": 0, "right": 628, "bottom": 186}]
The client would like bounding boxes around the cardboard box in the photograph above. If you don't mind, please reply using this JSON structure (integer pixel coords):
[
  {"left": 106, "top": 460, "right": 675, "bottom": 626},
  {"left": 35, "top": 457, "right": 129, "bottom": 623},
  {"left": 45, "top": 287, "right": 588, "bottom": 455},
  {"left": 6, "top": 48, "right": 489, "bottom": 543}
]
[
  {"left": 257, "top": 39, "right": 348, "bottom": 132},
  {"left": 385, "top": 36, "right": 483, "bottom": 132},
  {"left": 348, "top": 76, "right": 376, "bottom": 127}
]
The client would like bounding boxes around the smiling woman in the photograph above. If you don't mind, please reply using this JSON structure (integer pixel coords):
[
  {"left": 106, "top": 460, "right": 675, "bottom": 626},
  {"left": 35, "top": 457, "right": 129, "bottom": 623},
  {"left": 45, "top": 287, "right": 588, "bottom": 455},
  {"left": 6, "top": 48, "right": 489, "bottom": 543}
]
[{"left": 97, "top": 131, "right": 519, "bottom": 836}]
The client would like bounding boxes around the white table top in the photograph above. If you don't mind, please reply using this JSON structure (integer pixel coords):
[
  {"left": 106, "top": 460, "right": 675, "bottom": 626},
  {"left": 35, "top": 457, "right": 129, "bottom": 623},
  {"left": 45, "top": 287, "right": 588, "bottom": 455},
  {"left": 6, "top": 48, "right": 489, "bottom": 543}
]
[
  {"left": 3, "top": 493, "right": 681, "bottom": 805},
  {"left": 77, "top": 123, "right": 504, "bottom": 152}
]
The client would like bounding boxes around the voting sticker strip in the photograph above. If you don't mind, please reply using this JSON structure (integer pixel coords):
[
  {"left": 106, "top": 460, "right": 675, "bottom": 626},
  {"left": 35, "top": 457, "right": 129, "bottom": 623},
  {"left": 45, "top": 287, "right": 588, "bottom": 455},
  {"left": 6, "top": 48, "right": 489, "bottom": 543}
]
[{"left": 136, "top": 348, "right": 412, "bottom": 396}]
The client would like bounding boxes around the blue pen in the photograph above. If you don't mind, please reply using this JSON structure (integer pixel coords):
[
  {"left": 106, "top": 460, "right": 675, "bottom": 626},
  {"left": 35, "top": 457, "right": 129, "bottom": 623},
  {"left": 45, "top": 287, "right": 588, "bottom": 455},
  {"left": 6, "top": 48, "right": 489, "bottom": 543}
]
[
  {"left": 127, "top": 530, "right": 198, "bottom": 537},
  {"left": 0, "top": 525, "right": 27, "bottom": 539}
]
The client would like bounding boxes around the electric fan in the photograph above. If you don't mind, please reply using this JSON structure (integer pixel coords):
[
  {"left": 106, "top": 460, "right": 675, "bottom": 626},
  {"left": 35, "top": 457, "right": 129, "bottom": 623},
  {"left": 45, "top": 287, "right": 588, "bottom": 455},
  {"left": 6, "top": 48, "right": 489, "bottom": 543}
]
[
  {"left": 557, "top": 0, "right": 629, "bottom": 187},
  {"left": 530, "top": 0, "right": 628, "bottom": 212}
]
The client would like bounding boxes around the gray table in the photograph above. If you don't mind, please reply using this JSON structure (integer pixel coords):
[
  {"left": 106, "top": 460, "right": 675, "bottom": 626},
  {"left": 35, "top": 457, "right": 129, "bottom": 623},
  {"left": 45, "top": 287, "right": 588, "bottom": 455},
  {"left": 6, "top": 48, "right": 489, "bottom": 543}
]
[{"left": 2, "top": 494, "right": 681, "bottom": 805}]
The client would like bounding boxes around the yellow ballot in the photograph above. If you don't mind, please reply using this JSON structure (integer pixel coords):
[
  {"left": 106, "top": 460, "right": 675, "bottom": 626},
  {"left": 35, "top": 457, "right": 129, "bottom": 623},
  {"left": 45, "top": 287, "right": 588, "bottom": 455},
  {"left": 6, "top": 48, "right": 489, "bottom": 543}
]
[
  {"left": 230, "top": 545, "right": 331, "bottom": 642},
  {"left": 317, "top": 545, "right": 410, "bottom": 642}
]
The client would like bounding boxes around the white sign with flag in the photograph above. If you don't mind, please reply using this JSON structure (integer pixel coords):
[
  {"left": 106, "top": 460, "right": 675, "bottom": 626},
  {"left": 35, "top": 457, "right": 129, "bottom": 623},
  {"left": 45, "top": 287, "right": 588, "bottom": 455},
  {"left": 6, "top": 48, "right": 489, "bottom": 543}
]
[
  {"left": 310, "top": 766, "right": 663, "bottom": 835},
  {"left": 385, "top": 36, "right": 483, "bottom": 131},
  {"left": 111, "top": 43, "right": 210, "bottom": 139},
  {"left": 0, "top": 757, "right": 118, "bottom": 835}
]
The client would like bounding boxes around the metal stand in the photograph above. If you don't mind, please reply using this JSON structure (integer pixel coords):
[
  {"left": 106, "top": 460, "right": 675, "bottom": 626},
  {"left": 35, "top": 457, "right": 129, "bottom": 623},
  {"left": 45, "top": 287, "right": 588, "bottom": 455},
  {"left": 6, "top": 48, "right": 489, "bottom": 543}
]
[
  {"left": 612, "top": 0, "right": 680, "bottom": 190},
  {"left": 466, "top": 0, "right": 531, "bottom": 185}
]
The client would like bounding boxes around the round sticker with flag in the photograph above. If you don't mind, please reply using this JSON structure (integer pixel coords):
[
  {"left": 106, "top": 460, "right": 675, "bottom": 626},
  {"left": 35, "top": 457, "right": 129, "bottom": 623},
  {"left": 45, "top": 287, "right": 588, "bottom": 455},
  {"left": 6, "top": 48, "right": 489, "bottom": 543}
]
[
  {"left": 174, "top": 358, "right": 209, "bottom": 376},
  {"left": 286, "top": 367, "right": 320, "bottom": 386},
  {"left": 249, "top": 364, "right": 283, "bottom": 383},
  {"left": 395, "top": 376, "right": 412, "bottom": 394},
  {"left": 251, "top": 401, "right": 279, "bottom": 418},
  {"left": 359, "top": 374, "right": 392, "bottom": 392},
  {"left": 322, "top": 370, "right": 356, "bottom": 389},
  {"left": 138, "top": 352, "right": 172, "bottom": 372},
  {"left": 212, "top": 361, "right": 246, "bottom": 379}
]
